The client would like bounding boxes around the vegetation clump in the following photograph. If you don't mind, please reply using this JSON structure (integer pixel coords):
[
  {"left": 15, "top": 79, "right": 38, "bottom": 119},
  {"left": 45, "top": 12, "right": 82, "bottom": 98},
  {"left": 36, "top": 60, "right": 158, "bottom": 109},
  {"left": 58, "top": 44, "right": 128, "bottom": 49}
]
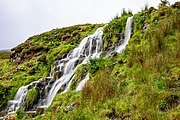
[{"left": 24, "top": 88, "right": 38, "bottom": 111}]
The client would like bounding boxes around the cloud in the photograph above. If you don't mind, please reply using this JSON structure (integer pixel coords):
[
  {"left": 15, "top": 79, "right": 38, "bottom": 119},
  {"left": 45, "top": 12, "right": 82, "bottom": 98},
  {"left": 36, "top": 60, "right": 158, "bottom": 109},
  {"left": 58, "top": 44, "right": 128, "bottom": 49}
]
[{"left": 0, "top": 0, "right": 177, "bottom": 49}]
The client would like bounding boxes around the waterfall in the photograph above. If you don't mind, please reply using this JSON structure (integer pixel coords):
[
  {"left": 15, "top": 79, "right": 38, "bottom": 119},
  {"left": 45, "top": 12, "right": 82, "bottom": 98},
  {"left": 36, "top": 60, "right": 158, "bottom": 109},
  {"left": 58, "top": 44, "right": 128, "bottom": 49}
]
[
  {"left": 44, "top": 27, "right": 103, "bottom": 107},
  {"left": 115, "top": 16, "right": 134, "bottom": 53},
  {"left": 7, "top": 16, "right": 134, "bottom": 114},
  {"left": 7, "top": 78, "right": 50, "bottom": 113},
  {"left": 8, "top": 27, "right": 103, "bottom": 112}
]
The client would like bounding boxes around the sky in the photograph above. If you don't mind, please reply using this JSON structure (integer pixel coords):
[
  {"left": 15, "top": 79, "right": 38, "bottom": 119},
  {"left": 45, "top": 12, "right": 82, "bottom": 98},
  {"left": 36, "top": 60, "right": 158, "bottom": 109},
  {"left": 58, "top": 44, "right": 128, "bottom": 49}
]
[{"left": 0, "top": 0, "right": 178, "bottom": 50}]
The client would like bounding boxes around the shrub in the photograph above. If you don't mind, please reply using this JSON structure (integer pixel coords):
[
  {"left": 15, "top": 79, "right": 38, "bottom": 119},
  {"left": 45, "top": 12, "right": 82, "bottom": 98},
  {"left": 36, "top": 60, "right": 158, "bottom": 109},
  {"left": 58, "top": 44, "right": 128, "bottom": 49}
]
[{"left": 83, "top": 68, "right": 117, "bottom": 103}]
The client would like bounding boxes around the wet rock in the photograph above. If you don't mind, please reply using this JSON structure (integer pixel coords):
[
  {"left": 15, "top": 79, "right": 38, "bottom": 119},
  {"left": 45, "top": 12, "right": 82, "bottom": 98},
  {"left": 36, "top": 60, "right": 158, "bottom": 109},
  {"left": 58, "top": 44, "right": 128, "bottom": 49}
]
[
  {"left": 72, "top": 32, "right": 79, "bottom": 37},
  {"left": 118, "top": 60, "right": 124, "bottom": 64},
  {"left": 111, "top": 62, "right": 116, "bottom": 71},
  {"left": 106, "top": 108, "right": 118, "bottom": 119},
  {"left": 117, "top": 33, "right": 125, "bottom": 42},
  {"left": 56, "top": 53, "right": 67, "bottom": 60},
  {"left": 115, "top": 71, "right": 120, "bottom": 76},
  {"left": 148, "top": 7, "right": 156, "bottom": 13},
  {"left": 49, "top": 79, "right": 56, "bottom": 85},
  {"left": 143, "top": 23, "right": 150, "bottom": 32},
  {"left": 111, "top": 52, "right": 118, "bottom": 57},
  {"left": 29, "top": 68, "right": 38, "bottom": 75},
  {"left": 64, "top": 103, "right": 76, "bottom": 113},
  {"left": 61, "top": 35, "right": 71, "bottom": 41},
  {"left": 36, "top": 81, "right": 46, "bottom": 88},
  {"left": 10, "top": 52, "right": 21, "bottom": 63},
  {"left": 57, "top": 71, "right": 62, "bottom": 79}
]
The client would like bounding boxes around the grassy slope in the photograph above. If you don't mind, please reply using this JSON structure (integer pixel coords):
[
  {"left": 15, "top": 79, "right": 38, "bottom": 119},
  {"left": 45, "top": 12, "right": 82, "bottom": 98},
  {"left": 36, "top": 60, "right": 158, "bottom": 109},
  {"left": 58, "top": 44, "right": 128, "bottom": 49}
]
[
  {"left": 30, "top": 2, "right": 180, "bottom": 120},
  {"left": 0, "top": 23, "right": 103, "bottom": 109}
]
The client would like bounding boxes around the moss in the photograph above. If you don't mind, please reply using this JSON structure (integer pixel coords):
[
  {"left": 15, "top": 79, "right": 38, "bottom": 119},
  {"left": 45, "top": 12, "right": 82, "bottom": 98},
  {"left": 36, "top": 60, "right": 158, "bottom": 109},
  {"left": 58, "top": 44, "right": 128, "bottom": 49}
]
[
  {"left": 16, "top": 107, "right": 24, "bottom": 119},
  {"left": 24, "top": 88, "right": 38, "bottom": 110}
]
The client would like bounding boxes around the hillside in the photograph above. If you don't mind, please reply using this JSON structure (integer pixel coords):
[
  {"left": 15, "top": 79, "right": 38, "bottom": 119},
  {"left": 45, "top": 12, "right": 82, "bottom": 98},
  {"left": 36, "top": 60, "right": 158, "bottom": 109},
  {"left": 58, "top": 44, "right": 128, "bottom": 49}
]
[
  {"left": 0, "top": 1, "right": 180, "bottom": 120},
  {"left": 0, "top": 24, "right": 103, "bottom": 110}
]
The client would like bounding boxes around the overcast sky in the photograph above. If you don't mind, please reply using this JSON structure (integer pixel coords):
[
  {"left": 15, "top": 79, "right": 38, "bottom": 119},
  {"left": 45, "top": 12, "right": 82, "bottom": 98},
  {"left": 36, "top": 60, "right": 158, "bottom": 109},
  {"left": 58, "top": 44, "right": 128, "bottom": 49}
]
[{"left": 0, "top": 0, "right": 177, "bottom": 50}]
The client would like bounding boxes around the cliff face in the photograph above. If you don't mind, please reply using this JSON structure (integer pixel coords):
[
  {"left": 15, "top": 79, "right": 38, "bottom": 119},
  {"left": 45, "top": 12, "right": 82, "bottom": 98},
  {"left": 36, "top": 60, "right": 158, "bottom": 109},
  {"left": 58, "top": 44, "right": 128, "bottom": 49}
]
[{"left": 0, "top": 1, "right": 180, "bottom": 120}]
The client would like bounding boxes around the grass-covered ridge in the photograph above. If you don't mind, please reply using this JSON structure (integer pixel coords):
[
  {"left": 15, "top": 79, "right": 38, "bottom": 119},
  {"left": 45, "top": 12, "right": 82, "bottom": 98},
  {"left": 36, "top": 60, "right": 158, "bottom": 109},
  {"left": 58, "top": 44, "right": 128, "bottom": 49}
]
[{"left": 31, "top": 2, "right": 180, "bottom": 120}]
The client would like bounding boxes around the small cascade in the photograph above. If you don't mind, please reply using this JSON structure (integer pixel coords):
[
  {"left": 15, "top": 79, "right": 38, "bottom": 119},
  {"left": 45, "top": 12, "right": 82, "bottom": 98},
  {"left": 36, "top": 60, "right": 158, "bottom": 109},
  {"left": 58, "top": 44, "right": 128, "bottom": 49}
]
[
  {"left": 7, "top": 16, "right": 134, "bottom": 115},
  {"left": 115, "top": 16, "right": 134, "bottom": 53},
  {"left": 76, "top": 73, "right": 89, "bottom": 92},
  {"left": 44, "top": 27, "right": 103, "bottom": 107},
  {"left": 7, "top": 77, "right": 50, "bottom": 113}
]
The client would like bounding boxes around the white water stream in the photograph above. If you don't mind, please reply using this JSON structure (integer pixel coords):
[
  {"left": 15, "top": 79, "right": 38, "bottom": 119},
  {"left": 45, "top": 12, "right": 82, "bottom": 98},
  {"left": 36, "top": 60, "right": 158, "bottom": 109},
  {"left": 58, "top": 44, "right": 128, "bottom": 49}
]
[
  {"left": 115, "top": 16, "right": 134, "bottom": 53},
  {"left": 7, "top": 16, "right": 133, "bottom": 114}
]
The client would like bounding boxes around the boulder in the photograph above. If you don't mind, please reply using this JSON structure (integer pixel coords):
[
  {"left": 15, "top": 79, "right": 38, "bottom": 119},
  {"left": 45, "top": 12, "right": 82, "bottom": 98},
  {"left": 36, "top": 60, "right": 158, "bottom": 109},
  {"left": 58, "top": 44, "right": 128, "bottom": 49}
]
[
  {"left": 64, "top": 103, "right": 76, "bottom": 113},
  {"left": 111, "top": 62, "right": 116, "bottom": 71},
  {"left": 118, "top": 60, "right": 124, "bottom": 64},
  {"left": 117, "top": 33, "right": 124, "bottom": 41}
]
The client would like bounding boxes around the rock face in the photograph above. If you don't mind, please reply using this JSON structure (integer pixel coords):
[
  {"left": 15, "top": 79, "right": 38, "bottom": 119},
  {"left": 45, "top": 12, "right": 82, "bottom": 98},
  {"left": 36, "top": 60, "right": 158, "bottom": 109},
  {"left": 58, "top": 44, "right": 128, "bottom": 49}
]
[
  {"left": 143, "top": 23, "right": 150, "bottom": 32},
  {"left": 10, "top": 52, "right": 21, "bottom": 63},
  {"left": 117, "top": 33, "right": 125, "bottom": 44}
]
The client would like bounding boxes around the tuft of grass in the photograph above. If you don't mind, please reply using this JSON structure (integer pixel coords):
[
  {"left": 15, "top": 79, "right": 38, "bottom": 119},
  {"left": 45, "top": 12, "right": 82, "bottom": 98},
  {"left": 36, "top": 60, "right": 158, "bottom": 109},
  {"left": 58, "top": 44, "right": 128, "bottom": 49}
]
[{"left": 24, "top": 88, "right": 38, "bottom": 110}]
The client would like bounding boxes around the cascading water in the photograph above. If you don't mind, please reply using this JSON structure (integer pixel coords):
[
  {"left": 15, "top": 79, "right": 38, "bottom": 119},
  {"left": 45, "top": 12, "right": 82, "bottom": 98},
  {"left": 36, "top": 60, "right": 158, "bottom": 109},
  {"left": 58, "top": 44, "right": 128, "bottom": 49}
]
[
  {"left": 76, "top": 73, "right": 89, "bottom": 92},
  {"left": 8, "top": 27, "right": 103, "bottom": 113},
  {"left": 44, "top": 27, "right": 103, "bottom": 107},
  {"left": 115, "top": 16, "right": 134, "bottom": 53},
  {"left": 7, "top": 16, "right": 134, "bottom": 114}
]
